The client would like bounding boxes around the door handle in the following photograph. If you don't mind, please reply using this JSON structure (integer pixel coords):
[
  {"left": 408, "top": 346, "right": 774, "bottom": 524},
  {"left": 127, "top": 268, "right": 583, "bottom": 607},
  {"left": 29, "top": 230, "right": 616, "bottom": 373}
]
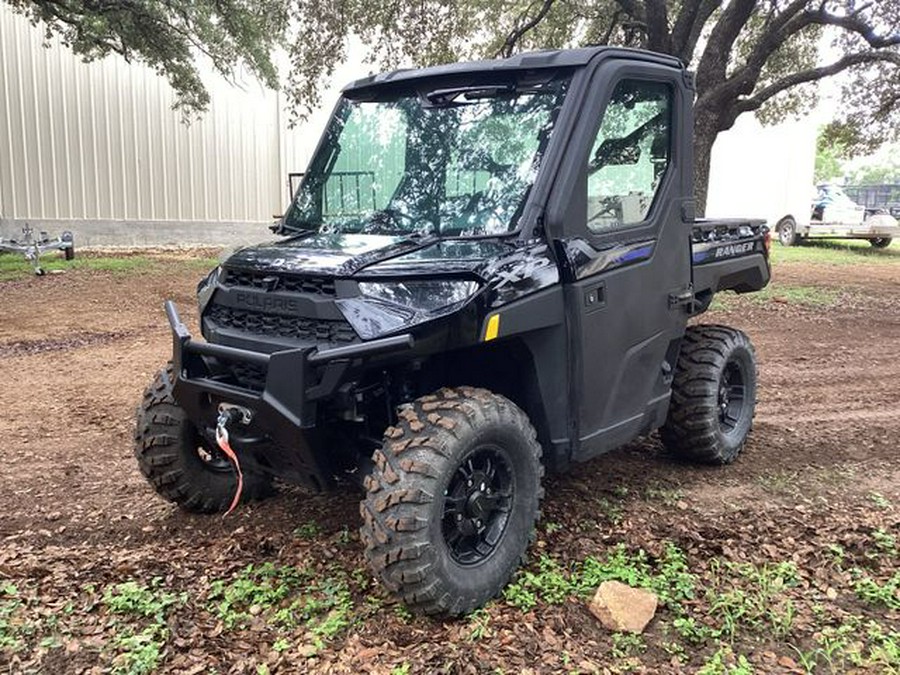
[{"left": 668, "top": 287, "right": 694, "bottom": 311}]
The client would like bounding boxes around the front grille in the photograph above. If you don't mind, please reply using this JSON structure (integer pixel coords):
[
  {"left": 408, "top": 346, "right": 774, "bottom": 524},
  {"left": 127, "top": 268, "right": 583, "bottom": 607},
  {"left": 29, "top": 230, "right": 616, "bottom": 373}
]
[
  {"left": 206, "top": 305, "right": 357, "bottom": 343},
  {"left": 223, "top": 269, "right": 336, "bottom": 296},
  {"left": 229, "top": 361, "right": 267, "bottom": 391}
]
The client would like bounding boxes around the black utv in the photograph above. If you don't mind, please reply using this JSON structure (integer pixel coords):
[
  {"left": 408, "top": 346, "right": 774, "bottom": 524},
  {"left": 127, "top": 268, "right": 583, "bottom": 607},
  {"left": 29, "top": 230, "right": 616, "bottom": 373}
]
[{"left": 135, "top": 46, "right": 771, "bottom": 616}]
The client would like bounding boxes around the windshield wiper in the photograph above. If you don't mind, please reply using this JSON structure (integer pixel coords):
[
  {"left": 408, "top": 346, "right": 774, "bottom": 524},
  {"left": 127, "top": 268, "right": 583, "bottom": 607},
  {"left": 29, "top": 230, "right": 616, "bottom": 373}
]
[
  {"left": 276, "top": 220, "right": 319, "bottom": 236},
  {"left": 422, "top": 84, "right": 519, "bottom": 107}
]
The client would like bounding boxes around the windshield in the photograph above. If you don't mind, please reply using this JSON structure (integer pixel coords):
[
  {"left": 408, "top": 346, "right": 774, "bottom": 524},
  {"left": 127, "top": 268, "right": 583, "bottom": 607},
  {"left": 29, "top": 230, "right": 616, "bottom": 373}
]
[{"left": 283, "top": 76, "right": 570, "bottom": 237}]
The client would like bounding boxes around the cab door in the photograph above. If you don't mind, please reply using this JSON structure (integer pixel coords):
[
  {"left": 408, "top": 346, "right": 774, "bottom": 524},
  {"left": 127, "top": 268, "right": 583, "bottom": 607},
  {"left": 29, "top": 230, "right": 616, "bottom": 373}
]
[{"left": 549, "top": 62, "right": 693, "bottom": 460}]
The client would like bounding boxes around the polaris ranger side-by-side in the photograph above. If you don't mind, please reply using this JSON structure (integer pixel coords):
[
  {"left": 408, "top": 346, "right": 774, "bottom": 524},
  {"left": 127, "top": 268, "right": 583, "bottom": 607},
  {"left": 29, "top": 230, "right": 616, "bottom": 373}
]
[{"left": 135, "top": 47, "right": 771, "bottom": 616}]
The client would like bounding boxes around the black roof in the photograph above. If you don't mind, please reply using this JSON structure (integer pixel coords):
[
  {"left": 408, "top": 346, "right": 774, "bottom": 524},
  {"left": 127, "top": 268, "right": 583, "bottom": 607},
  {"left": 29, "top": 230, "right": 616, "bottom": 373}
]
[{"left": 343, "top": 47, "right": 684, "bottom": 94}]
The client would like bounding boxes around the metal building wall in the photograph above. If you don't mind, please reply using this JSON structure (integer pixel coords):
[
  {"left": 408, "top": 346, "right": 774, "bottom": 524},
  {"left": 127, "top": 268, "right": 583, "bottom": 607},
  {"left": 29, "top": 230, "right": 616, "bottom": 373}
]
[{"left": 0, "top": 6, "right": 285, "bottom": 245}]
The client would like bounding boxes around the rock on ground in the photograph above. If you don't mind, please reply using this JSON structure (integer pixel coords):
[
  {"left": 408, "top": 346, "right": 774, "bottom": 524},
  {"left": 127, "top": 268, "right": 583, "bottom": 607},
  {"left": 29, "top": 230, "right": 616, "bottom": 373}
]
[{"left": 587, "top": 580, "right": 658, "bottom": 634}]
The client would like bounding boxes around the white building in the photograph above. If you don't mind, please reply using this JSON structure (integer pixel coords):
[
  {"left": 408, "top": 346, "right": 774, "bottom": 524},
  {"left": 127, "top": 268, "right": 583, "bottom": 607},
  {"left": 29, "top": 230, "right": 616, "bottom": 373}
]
[{"left": 0, "top": 5, "right": 818, "bottom": 246}]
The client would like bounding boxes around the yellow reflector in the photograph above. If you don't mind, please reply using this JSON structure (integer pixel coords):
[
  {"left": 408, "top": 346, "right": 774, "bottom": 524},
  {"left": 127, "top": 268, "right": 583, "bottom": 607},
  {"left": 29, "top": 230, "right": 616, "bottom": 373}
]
[{"left": 484, "top": 314, "right": 500, "bottom": 341}]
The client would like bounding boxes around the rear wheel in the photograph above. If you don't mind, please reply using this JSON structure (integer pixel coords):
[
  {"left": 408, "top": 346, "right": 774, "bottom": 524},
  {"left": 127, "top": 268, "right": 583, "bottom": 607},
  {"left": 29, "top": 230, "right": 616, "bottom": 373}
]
[
  {"left": 777, "top": 217, "right": 799, "bottom": 247},
  {"left": 360, "top": 387, "right": 543, "bottom": 616},
  {"left": 870, "top": 237, "right": 892, "bottom": 249},
  {"left": 661, "top": 325, "right": 757, "bottom": 465},
  {"left": 134, "top": 363, "right": 274, "bottom": 513}
]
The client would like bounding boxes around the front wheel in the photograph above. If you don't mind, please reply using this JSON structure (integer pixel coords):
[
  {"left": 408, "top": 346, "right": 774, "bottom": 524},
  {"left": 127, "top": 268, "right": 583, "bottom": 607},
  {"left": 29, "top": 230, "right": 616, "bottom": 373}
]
[
  {"left": 360, "top": 387, "right": 543, "bottom": 616},
  {"left": 777, "top": 217, "right": 800, "bottom": 247},
  {"left": 134, "top": 363, "right": 274, "bottom": 513},
  {"left": 870, "top": 237, "right": 892, "bottom": 249},
  {"left": 661, "top": 325, "right": 758, "bottom": 465}
]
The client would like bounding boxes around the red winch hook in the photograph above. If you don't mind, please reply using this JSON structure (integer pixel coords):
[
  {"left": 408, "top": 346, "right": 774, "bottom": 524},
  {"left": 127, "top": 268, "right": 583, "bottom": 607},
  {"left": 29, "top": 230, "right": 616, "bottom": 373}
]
[{"left": 215, "top": 408, "right": 246, "bottom": 517}]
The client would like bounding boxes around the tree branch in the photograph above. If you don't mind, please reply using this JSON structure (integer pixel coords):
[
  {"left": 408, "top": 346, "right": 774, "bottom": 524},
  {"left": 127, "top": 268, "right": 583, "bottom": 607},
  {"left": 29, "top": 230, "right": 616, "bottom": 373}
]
[
  {"left": 807, "top": 5, "right": 900, "bottom": 49},
  {"left": 733, "top": 50, "right": 900, "bottom": 117},
  {"left": 694, "top": 0, "right": 756, "bottom": 92},
  {"left": 717, "top": 2, "right": 900, "bottom": 109},
  {"left": 671, "top": 0, "right": 720, "bottom": 63},
  {"left": 642, "top": 0, "right": 671, "bottom": 53},
  {"left": 497, "top": 0, "right": 558, "bottom": 57}
]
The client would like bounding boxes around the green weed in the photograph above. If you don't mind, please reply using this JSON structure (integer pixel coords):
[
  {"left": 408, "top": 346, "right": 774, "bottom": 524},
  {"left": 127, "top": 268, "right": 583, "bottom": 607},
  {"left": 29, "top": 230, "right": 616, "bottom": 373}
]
[
  {"left": 103, "top": 580, "right": 182, "bottom": 621},
  {"left": 209, "top": 563, "right": 353, "bottom": 654},
  {"left": 792, "top": 616, "right": 900, "bottom": 673},
  {"left": 643, "top": 483, "right": 684, "bottom": 506},
  {"left": 870, "top": 528, "right": 897, "bottom": 556},
  {"left": 112, "top": 625, "right": 168, "bottom": 675},
  {"left": 706, "top": 561, "right": 799, "bottom": 640},
  {"left": 852, "top": 570, "right": 900, "bottom": 610},
  {"left": 102, "top": 579, "right": 184, "bottom": 675},
  {"left": 869, "top": 492, "right": 893, "bottom": 510},
  {"left": 294, "top": 520, "right": 321, "bottom": 540},
  {"left": 467, "top": 607, "right": 491, "bottom": 641},
  {"left": 697, "top": 647, "right": 754, "bottom": 675},
  {"left": 610, "top": 632, "right": 645, "bottom": 659},
  {"left": 209, "top": 562, "right": 307, "bottom": 629},
  {"left": 504, "top": 542, "right": 696, "bottom": 613},
  {"left": 0, "top": 584, "right": 24, "bottom": 652}
]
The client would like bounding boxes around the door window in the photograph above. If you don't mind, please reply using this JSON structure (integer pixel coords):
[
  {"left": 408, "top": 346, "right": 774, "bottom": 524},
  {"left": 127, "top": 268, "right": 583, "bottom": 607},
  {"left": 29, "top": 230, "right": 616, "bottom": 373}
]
[{"left": 587, "top": 80, "right": 672, "bottom": 233}]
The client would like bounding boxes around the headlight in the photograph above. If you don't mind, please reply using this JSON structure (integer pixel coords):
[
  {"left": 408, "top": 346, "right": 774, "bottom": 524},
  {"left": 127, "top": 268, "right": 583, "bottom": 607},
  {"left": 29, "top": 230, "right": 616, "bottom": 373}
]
[
  {"left": 197, "top": 266, "right": 221, "bottom": 314},
  {"left": 337, "top": 280, "right": 480, "bottom": 340},
  {"left": 358, "top": 280, "right": 479, "bottom": 311}
]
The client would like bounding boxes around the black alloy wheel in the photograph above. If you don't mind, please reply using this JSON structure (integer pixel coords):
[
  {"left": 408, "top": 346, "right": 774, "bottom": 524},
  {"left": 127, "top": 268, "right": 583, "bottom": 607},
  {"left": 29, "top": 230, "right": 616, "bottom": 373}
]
[{"left": 442, "top": 446, "right": 514, "bottom": 566}]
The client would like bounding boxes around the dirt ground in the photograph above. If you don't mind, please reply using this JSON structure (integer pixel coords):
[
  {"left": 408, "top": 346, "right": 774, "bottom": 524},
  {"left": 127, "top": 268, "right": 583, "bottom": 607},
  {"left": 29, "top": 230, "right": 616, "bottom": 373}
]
[{"left": 1, "top": 247, "right": 899, "bottom": 674}]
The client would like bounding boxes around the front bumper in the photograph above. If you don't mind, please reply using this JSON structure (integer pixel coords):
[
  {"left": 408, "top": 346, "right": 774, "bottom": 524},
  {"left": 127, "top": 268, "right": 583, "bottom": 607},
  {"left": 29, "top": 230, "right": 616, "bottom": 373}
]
[{"left": 165, "top": 300, "right": 414, "bottom": 488}]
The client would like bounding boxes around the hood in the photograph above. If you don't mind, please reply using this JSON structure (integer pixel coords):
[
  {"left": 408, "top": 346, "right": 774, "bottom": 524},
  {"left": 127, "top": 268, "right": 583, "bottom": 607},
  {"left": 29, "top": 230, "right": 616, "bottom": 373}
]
[
  {"left": 222, "top": 233, "right": 516, "bottom": 278},
  {"left": 222, "top": 233, "right": 426, "bottom": 276}
]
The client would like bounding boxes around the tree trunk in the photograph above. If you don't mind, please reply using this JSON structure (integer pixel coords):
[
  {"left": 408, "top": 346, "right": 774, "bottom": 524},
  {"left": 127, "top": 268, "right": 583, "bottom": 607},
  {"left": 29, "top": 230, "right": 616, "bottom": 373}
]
[{"left": 692, "top": 108, "right": 720, "bottom": 217}]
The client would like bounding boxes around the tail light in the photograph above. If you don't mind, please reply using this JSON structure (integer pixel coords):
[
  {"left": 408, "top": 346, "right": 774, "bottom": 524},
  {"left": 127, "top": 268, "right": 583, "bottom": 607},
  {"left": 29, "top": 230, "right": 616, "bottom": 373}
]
[{"left": 763, "top": 228, "right": 772, "bottom": 255}]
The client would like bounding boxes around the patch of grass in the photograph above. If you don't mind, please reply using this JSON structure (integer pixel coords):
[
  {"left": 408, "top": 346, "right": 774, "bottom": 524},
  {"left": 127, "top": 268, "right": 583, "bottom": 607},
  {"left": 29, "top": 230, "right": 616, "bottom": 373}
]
[
  {"left": 103, "top": 580, "right": 182, "bottom": 621},
  {"left": 712, "top": 284, "right": 842, "bottom": 310},
  {"left": 543, "top": 521, "right": 562, "bottom": 535},
  {"left": 0, "top": 583, "right": 25, "bottom": 652},
  {"left": 111, "top": 625, "right": 168, "bottom": 675},
  {"left": 792, "top": 615, "right": 900, "bottom": 673},
  {"left": 697, "top": 646, "right": 755, "bottom": 675},
  {"left": 643, "top": 482, "right": 684, "bottom": 506},
  {"left": 503, "top": 542, "right": 697, "bottom": 613},
  {"left": 209, "top": 563, "right": 308, "bottom": 629},
  {"left": 293, "top": 520, "right": 321, "bottom": 540},
  {"left": 0, "top": 251, "right": 157, "bottom": 280},
  {"left": 208, "top": 563, "right": 354, "bottom": 656},
  {"left": 870, "top": 528, "right": 897, "bottom": 556},
  {"left": 770, "top": 238, "right": 900, "bottom": 265},
  {"left": 851, "top": 569, "right": 900, "bottom": 610},
  {"left": 751, "top": 285, "right": 841, "bottom": 307},
  {"left": 706, "top": 560, "right": 799, "bottom": 640},
  {"left": 869, "top": 492, "right": 892, "bottom": 510},
  {"left": 593, "top": 496, "right": 625, "bottom": 525},
  {"left": 503, "top": 555, "right": 570, "bottom": 611},
  {"left": 610, "top": 632, "right": 645, "bottom": 659},
  {"left": 467, "top": 607, "right": 491, "bottom": 641},
  {"left": 756, "top": 469, "right": 801, "bottom": 495},
  {"left": 102, "top": 579, "right": 184, "bottom": 675}
]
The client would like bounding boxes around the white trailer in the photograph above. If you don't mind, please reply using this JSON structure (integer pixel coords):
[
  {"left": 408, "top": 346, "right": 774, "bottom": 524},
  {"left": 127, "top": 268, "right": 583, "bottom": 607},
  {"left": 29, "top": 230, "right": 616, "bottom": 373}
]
[
  {"left": 706, "top": 116, "right": 898, "bottom": 248},
  {"left": 776, "top": 184, "right": 899, "bottom": 248}
]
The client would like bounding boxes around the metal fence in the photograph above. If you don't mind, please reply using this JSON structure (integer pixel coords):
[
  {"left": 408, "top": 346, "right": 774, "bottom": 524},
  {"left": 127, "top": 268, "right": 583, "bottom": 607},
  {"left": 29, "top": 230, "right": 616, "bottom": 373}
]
[{"left": 843, "top": 184, "right": 900, "bottom": 210}]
